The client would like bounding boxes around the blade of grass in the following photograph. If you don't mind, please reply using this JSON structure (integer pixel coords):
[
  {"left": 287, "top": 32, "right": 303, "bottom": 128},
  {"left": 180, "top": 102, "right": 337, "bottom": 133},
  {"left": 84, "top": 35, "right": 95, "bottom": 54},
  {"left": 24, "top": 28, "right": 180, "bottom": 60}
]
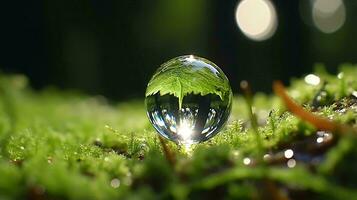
[{"left": 158, "top": 136, "right": 176, "bottom": 166}]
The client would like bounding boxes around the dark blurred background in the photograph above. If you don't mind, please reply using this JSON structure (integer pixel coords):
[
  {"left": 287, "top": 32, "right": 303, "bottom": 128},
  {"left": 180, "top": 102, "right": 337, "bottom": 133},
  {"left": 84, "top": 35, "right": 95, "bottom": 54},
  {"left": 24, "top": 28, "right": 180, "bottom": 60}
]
[{"left": 0, "top": 0, "right": 356, "bottom": 100}]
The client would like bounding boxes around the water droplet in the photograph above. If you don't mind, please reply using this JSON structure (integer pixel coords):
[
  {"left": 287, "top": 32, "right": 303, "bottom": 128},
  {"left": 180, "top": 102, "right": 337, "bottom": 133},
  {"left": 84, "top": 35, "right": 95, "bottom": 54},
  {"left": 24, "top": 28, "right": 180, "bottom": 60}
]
[
  {"left": 145, "top": 55, "right": 232, "bottom": 145},
  {"left": 232, "top": 150, "right": 240, "bottom": 157},
  {"left": 110, "top": 178, "right": 120, "bottom": 188},
  {"left": 337, "top": 72, "right": 344, "bottom": 79},
  {"left": 243, "top": 157, "right": 251, "bottom": 165},
  {"left": 47, "top": 156, "right": 53, "bottom": 164},
  {"left": 304, "top": 74, "right": 320, "bottom": 85},
  {"left": 231, "top": 150, "right": 240, "bottom": 160},
  {"left": 316, "top": 137, "right": 324, "bottom": 144},
  {"left": 263, "top": 153, "right": 271, "bottom": 161},
  {"left": 284, "top": 149, "right": 294, "bottom": 159},
  {"left": 122, "top": 172, "right": 133, "bottom": 186},
  {"left": 352, "top": 91, "right": 357, "bottom": 98},
  {"left": 287, "top": 159, "right": 296, "bottom": 168}
]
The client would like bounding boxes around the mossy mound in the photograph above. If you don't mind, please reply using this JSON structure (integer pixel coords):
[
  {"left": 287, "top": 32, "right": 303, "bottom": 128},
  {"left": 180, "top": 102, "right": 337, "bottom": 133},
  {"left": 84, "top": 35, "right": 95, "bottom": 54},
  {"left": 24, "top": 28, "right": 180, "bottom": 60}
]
[{"left": 0, "top": 64, "right": 357, "bottom": 199}]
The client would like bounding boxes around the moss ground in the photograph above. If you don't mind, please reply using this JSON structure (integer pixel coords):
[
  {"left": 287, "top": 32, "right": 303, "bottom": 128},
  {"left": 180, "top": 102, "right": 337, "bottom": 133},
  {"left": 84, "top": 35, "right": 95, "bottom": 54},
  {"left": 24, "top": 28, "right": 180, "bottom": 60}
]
[{"left": 0, "top": 65, "right": 357, "bottom": 199}]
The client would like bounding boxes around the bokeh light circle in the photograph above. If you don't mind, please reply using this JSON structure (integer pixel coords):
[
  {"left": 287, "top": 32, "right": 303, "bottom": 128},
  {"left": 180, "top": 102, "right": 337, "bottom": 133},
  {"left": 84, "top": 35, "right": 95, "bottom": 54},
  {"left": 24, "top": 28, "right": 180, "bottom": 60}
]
[
  {"left": 235, "top": 0, "right": 278, "bottom": 41},
  {"left": 312, "top": 0, "right": 346, "bottom": 34}
]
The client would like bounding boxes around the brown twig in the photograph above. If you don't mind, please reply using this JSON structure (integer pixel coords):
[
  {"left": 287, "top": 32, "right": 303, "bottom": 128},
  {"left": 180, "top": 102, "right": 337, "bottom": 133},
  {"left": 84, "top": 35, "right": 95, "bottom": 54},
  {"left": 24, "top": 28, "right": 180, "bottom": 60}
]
[{"left": 273, "top": 81, "right": 350, "bottom": 134}]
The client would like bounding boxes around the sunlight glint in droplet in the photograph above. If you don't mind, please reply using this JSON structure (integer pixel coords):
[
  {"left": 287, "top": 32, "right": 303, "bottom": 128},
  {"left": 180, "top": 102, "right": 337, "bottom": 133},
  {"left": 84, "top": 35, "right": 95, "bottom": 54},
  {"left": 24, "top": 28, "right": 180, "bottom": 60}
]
[
  {"left": 186, "top": 55, "right": 196, "bottom": 63},
  {"left": 177, "top": 119, "right": 194, "bottom": 141}
]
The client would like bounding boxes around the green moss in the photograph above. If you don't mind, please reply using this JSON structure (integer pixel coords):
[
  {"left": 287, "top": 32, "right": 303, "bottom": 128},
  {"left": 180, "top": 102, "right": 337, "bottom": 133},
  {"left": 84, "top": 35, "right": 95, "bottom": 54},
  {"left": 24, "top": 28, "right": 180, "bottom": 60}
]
[{"left": 0, "top": 64, "right": 357, "bottom": 199}]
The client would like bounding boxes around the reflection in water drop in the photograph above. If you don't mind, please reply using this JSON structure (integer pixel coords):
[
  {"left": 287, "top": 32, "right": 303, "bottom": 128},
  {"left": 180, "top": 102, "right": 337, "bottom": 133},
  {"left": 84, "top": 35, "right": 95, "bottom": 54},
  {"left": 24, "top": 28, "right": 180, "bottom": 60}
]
[
  {"left": 235, "top": 0, "right": 278, "bottom": 41},
  {"left": 147, "top": 93, "right": 231, "bottom": 145},
  {"left": 146, "top": 55, "right": 232, "bottom": 146},
  {"left": 312, "top": 0, "right": 346, "bottom": 33}
]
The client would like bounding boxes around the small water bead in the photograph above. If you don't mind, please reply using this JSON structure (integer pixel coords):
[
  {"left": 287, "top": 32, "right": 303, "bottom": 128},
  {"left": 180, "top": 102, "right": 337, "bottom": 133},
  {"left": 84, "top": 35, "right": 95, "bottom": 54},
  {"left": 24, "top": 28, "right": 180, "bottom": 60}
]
[
  {"left": 263, "top": 153, "right": 271, "bottom": 161},
  {"left": 287, "top": 159, "right": 296, "bottom": 168},
  {"left": 284, "top": 149, "right": 294, "bottom": 159},
  {"left": 304, "top": 74, "right": 320, "bottom": 85},
  {"left": 316, "top": 137, "right": 324, "bottom": 144},
  {"left": 110, "top": 178, "right": 121, "bottom": 188},
  {"left": 352, "top": 91, "right": 357, "bottom": 98},
  {"left": 243, "top": 157, "right": 251, "bottom": 165},
  {"left": 145, "top": 55, "right": 232, "bottom": 145}
]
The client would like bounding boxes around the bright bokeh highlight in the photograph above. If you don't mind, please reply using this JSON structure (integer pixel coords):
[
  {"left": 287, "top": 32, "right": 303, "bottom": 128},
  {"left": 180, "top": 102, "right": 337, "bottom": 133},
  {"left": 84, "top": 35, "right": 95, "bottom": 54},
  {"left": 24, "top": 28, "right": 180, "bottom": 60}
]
[
  {"left": 312, "top": 0, "right": 346, "bottom": 33},
  {"left": 304, "top": 74, "right": 321, "bottom": 85},
  {"left": 235, "top": 0, "right": 278, "bottom": 41}
]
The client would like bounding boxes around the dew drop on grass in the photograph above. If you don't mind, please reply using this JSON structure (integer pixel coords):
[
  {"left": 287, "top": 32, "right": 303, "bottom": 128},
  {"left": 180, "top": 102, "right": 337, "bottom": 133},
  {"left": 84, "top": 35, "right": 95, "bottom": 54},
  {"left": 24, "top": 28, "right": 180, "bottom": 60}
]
[
  {"left": 110, "top": 178, "right": 120, "bottom": 188},
  {"left": 145, "top": 55, "right": 232, "bottom": 147},
  {"left": 287, "top": 159, "right": 296, "bottom": 168}
]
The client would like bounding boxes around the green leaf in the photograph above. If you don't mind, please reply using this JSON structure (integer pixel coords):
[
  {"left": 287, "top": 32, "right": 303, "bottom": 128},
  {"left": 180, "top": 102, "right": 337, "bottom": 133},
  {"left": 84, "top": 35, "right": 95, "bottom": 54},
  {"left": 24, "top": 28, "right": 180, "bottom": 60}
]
[{"left": 145, "top": 56, "right": 232, "bottom": 109}]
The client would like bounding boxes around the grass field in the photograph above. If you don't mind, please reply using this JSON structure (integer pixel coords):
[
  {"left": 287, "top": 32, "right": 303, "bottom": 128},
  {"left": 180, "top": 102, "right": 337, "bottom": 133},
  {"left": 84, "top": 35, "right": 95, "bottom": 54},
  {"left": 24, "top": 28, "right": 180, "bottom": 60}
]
[{"left": 0, "top": 65, "right": 357, "bottom": 199}]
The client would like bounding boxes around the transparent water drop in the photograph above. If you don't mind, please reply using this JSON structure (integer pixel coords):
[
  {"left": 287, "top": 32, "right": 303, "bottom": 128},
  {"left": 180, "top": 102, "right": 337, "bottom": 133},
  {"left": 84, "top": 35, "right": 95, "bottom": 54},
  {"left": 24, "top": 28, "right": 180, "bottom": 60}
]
[{"left": 145, "top": 55, "right": 232, "bottom": 145}]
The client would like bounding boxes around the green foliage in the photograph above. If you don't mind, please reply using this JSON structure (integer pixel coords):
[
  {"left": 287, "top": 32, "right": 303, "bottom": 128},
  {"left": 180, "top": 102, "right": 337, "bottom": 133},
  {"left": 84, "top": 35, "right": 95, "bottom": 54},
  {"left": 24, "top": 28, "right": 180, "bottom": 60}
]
[
  {"left": 145, "top": 56, "right": 232, "bottom": 108},
  {"left": 0, "top": 64, "right": 357, "bottom": 199}
]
